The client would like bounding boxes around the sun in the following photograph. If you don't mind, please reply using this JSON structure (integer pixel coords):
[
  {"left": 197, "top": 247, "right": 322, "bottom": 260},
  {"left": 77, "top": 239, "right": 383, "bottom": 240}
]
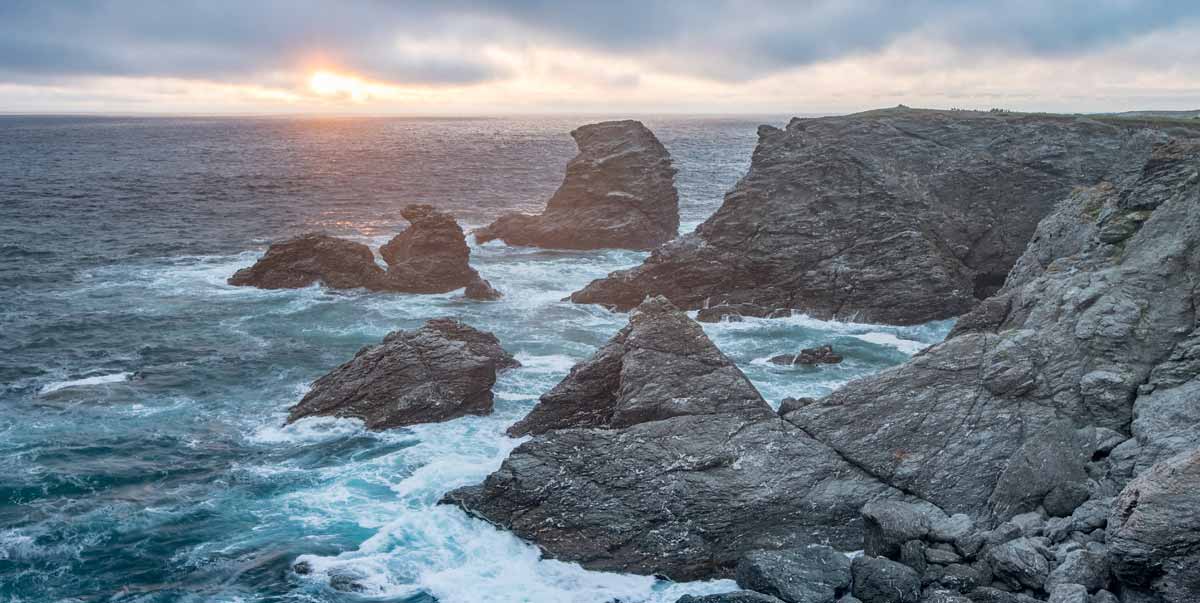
[{"left": 308, "top": 70, "right": 371, "bottom": 102}]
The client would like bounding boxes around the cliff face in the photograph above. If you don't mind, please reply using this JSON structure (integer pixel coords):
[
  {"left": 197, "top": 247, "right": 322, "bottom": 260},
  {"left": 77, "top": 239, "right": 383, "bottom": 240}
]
[
  {"left": 474, "top": 120, "right": 679, "bottom": 250},
  {"left": 571, "top": 108, "right": 1195, "bottom": 325}
]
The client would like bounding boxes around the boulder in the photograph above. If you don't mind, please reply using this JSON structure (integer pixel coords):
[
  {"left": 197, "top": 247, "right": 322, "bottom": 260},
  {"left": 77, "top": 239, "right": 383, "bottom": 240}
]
[
  {"left": 377, "top": 204, "right": 499, "bottom": 296},
  {"left": 986, "top": 537, "right": 1051, "bottom": 591},
  {"left": 851, "top": 556, "right": 921, "bottom": 603},
  {"left": 783, "top": 141, "right": 1200, "bottom": 521},
  {"left": 443, "top": 298, "right": 908, "bottom": 580},
  {"left": 1046, "top": 584, "right": 1089, "bottom": 603},
  {"left": 676, "top": 593, "right": 787, "bottom": 603},
  {"left": 475, "top": 120, "right": 679, "bottom": 250},
  {"left": 570, "top": 108, "right": 1194, "bottom": 325},
  {"left": 770, "top": 345, "right": 844, "bottom": 366},
  {"left": 228, "top": 233, "right": 384, "bottom": 289},
  {"left": 861, "top": 501, "right": 936, "bottom": 559},
  {"left": 1046, "top": 548, "right": 1109, "bottom": 593},
  {"left": 1107, "top": 448, "right": 1200, "bottom": 603},
  {"left": 286, "top": 319, "right": 519, "bottom": 430},
  {"left": 735, "top": 546, "right": 853, "bottom": 603}
]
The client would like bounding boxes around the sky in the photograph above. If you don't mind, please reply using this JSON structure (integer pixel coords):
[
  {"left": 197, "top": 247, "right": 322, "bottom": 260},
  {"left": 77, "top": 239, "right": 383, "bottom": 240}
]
[{"left": 2, "top": 1, "right": 1199, "bottom": 115}]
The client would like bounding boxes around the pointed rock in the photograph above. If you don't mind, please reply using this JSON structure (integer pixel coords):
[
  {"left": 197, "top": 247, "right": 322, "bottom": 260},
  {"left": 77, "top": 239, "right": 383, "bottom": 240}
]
[
  {"left": 377, "top": 204, "right": 496, "bottom": 296},
  {"left": 475, "top": 120, "right": 679, "bottom": 250}
]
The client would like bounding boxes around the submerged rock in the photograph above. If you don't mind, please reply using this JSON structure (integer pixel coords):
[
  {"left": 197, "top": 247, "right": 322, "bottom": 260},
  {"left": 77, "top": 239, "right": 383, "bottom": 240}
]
[
  {"left": 228, "top": 233, "right": 384, "bottom": 289},
  {"left": 475, "top": 120, "right": 679, "bottom": 250},
  {"left": 783, "top": 141, "right": 1200, "bottom": 521},
  {"left": 378, "top": 204, "right": 499, "bottom": 297},
  {"left": 287, "top": 318, "right": 519, "bottom": 430},
  {"left": 571, "top": 108, "right": 1195, "bottom": 325},
  {"left": 444, "top": 297, "right": 908, "bottom": 580},
  {"left": 769, "top": 345, "right": 843, "bottom": 366}
]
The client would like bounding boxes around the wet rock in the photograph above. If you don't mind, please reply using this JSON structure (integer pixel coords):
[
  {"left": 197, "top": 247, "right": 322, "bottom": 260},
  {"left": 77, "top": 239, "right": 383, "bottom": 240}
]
[
  {"left": 286, "top": 318, "right": 519, "bottom": 430},
  {"left": 571, "top": 108, "right": 1187, "bottom": 325},
  {"left": 986, "top": 537, "right": 1051, "bottom": 591},
  {"left": 377, "top": 204, "right": 496, "bottom": 295},
  {"left": 778, "top": 397, "right": 816, "bottom": 415},
  {"left": 443, "top": 298, "right": 908, "bottom": 580},
  {"left": 851, "top": 556, "right": 921, "bottom": 603},
  {"left": 785, "top": 141, "right": 1200, "bottom": 521},
  {"left": 229, "top": 233, "right": 384, "bottom": 289},
  {"left": 769, "top": 345, "right": 843, "bottom": 366},
  {"left": 735, "top": 546, "right": 852, "bottom": 603},
  {"left": 476, "top": 120, "right": 679, "bottom": 250},
  {"left": 676, "top": 592, "right": 787, "bottom": 603},
  {"left": 463, "top": 276, "right": 502, "bottom": 300},
  {"left": 1107, "top": 448, "right": 1200, "bottom": 602}
]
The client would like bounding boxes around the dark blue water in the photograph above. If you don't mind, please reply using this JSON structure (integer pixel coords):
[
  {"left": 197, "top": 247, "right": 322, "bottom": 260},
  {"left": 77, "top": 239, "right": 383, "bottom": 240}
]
[{"left": 0, "top": 115, "right": 951, "bottom": 602}]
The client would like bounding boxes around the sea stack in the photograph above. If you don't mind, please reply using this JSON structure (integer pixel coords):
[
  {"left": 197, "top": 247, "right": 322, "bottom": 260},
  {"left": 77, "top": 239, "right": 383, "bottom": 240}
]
[
  {"left": 227, "top": 233, "right": 385, "bottom": 290},
  {"left": 444, "top": 297, "right": 912, "bottom": 580},
  {"left": 570, "top": 108, "right": 1195, "bottom": 325},
  {"left": 287, "top": 318, "right": 520, "bottom": 430},
  {"left": 474, "top": 120, "right": 679, "bottom": 250},
  {"left": 378, "top": 204, "right": 500, "bottom": 298}
]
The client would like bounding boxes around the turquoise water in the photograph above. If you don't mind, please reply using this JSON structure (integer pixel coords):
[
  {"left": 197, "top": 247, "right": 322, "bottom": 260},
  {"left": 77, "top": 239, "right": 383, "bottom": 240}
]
[{"left": 0, "top": 116, "right": 951, "bottom": 602}]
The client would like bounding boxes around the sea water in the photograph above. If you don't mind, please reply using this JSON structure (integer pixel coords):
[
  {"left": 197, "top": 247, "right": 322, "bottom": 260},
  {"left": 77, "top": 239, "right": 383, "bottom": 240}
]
[{"left": 0, "top": 116, "right": 952, "bottom": 602}]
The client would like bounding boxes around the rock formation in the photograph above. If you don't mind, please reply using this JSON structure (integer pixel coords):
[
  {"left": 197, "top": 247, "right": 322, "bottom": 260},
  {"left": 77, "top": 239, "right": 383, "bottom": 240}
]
[
  {"left": 229, "top": 204, "right": 500, "bottom": 298},
  {"left": 287, "top": 318, "right": 519, "bottom": 430},
  {"left": 769, "top": 345, "right": 843, "bottom": 366},
  {"left": 571, "top": 108, "right": 1197, "bottom": 325},
  {"left": 474, "top": 120, "right": 679, "bottom": 250},
  {"left": 444, "top": 297, "right": 912, "bottom": 580},
  {"left": 379, "top": 204, "right": 500, "bottom": 297},
  {"left": 228, "top": 233, "right": 384, "bottom": 289}
]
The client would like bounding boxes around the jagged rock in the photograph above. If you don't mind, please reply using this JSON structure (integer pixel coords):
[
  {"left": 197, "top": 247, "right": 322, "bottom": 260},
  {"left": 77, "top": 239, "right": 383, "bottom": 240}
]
[
  {"left": 228, "top": 233, "right": 385, "bottom": 289},
  {"left": 571, "top": 108, "right": 1194, "bottom": 325},
  {"left": 1090, "top": 590, "right": 1119, "bottom": 603},
  {"left": 770, "top": 345, "right": 843, "bottom": 366},
  {"left": 463, "top": 276, "right": 502, "bottom": 300},
  {"left": 784, "top": 141, "right": 1200, "bottom": 521},
  {"left": 778, "top": 397, "right": 817, "bottom": 415},
  {"left": 930, "top": 515, "right": 975, "bottom": 544},
  {"left": 377, "top": 204, "right": 496, "bottom": 295},
  {"left": 475, "top": 120, "right": 679, "bottom": 250},
  {"left": 963, "top": 587, "right": 1041, "bottom": 603},
  {"left": 735, "top": 546, "right": 853, "bottom": 603},
  {"left": 443, "top": 298, "right": 909, "bottom": 580},
  {"left": 1046, "top": 584, "right": 1089, "bottom": 603},
  {"left": 935, "top": 564, "right": 981, "bottom": 593},
  {"left": 986, "top": 537, "right": 1051, "bottom": 591},
  {"left": 925, "top": 547, "right": 962, "bottom": 566},
  {"left": 920, "top": 591, "right": 972, "bottom": 603},
  {"left": 1107, "top": 448, "right": 1200, "bottom": 603},
  {"left": 1009, "top": 512, "right": 1046, "bottom": 537},
  {"left": 676, "top": 593, "right": 787, "bottom": 603},
  {"left": 838, "top": 597, "right": 864, "bottom": 603},
  {"left": 851, "top": 556, "right": 921, "bottom": 603},
  {"left": 1046, "top": 548, "right": 1109, "bottom": 592},
  {"left": 286, "top": 319, "right": 519, "bottom": 430},
  {"left": 862, "top": 501, "right": 938, "bottom": 559}
]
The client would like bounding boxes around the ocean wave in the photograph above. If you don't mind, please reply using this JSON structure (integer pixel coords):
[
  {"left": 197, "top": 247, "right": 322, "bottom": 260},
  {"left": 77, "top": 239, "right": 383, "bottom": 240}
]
[{"left": 38, "top": 372, "right": 131, "bottom": 395}]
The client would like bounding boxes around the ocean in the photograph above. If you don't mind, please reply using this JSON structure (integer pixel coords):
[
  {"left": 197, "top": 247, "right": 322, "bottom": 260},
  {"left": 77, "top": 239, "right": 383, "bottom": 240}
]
[{"left": 0, "top": 115, "right": 952, "bottom": 602}]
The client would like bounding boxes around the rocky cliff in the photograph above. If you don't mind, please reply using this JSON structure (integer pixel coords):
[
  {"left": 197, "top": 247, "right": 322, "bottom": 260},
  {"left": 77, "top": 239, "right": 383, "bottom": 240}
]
[
  {"left": 474, "top": 120, "right": 680, "bottom": 250},
  {"left": 570, "top": 108, "right": 1196, "bottom": 325}
]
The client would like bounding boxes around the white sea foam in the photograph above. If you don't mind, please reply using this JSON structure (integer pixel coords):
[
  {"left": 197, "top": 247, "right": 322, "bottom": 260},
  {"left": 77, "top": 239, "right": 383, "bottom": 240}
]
[
  {"left": 248, "top": 415, "right": 366, "bottom": 445},
  {"left": 850, "top": 332, "right": 929, "bottom": 355},
  {"left": 39, "top": 372, "right": 131, "bottom": 395}
]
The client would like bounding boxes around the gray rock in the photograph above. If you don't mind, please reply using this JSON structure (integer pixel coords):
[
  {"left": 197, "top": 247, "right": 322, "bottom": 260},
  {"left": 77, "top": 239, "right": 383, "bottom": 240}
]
[
  {"left": 1089, "top": 590, "right": 1119, "bottom": 603},
  {"left": 901, "top": 540, "right": 928, "bottom": 576},
  {"left": 228, "top": 233, "right": 384, "bottom": 290},
  {"left": 770, "top": 345, "right": 843, "bottom": 366},
  {"left": 930, "top": 514, "right": 975, "bottom": 544},
  {"left": 926, "top": 547, "right": 963, "bottom": 566},
  {"left": 735, "top": 546, "right": 853, "bottom": 603},
  {"left": 676, "top": 592, "right": 787, "bottom": 603},
  {"left": 1010, "top": 512, "right": 1046, "bottom": 537},
  {"left": 286, "top": 318, "right": 519, "bottom": 429},
  {"left": 476, "top": 120, "right": 679, "bottom": 250},
  {"left": 1047, "top": 584, "right": 1090, "bottom": 603},
  {"left": 378, "top": 204, "right": 497, "bottom": 296},
  {"left": 1069, "top": 499, "right": 1113, "bottom": 533},
  {"left": 987, "top": 538, "right": 1051, "bottom": 591},
  {"left": 1129, "top": 376, "right": 1200, "bottom": 473},
  {"left": 784, "top": 141, "right": 1200, "bottom": 522},
  {"left": 571, "top": 108, "right": 1192, "bottom": 325},
  {"left": 443, "top": 298, "right": 907, "bottom": 580},
  {"left": 851, "top": 556, "right": 921, "bottom": 603},
  {"left": 861, "top": 501, "right": 937, "bottom": 559},
  {"left": 778, "top": 397, "right": 817, "bottom": 415},
  {"left": 920, "top": 591, "right": 972, "bottom": 603},
  {"left": 935, "top": 564, "right": 981, "bottom": 593},
  {"left": 1047, "top": 549, "right": 1110, "bottom": 592},
  {"left": 839, "top": 597, "right": 864, "bottom": 603},
  {"left": 1107, "top": 448, "right": 1200, "bottom": 603},
  {"left": 963, "top": 588, "right": 1042, "bottom": 603}
]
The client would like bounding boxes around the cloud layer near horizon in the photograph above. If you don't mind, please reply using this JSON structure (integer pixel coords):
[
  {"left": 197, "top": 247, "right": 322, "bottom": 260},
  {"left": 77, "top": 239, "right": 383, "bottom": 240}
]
[{"left": 2, "top": 1, "right": 1198, "bottom": 113}]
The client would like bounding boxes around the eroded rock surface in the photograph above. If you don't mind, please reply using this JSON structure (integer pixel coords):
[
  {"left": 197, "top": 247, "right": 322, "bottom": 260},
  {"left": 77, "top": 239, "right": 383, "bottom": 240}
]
[
  {"left": 444, "top": 297, "right": 908, "bottom": 580},
  {"left": 287, "top": 318, "right": 519, "bottom": 430},
  {"left": 379, "top": 204, "right": 499, "bottom": 297},
  {"left": 784, "top": 141, "right": 1200, "bottom": 524},
  {"left": 475, "top": 120, "right": 679, "bottom": 250},
  {"left": 228, "top": 233, "right": 384, "bottom": 289},
  {"left": 571, "top": 108, "right": 1196, "bottom": 325}
]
